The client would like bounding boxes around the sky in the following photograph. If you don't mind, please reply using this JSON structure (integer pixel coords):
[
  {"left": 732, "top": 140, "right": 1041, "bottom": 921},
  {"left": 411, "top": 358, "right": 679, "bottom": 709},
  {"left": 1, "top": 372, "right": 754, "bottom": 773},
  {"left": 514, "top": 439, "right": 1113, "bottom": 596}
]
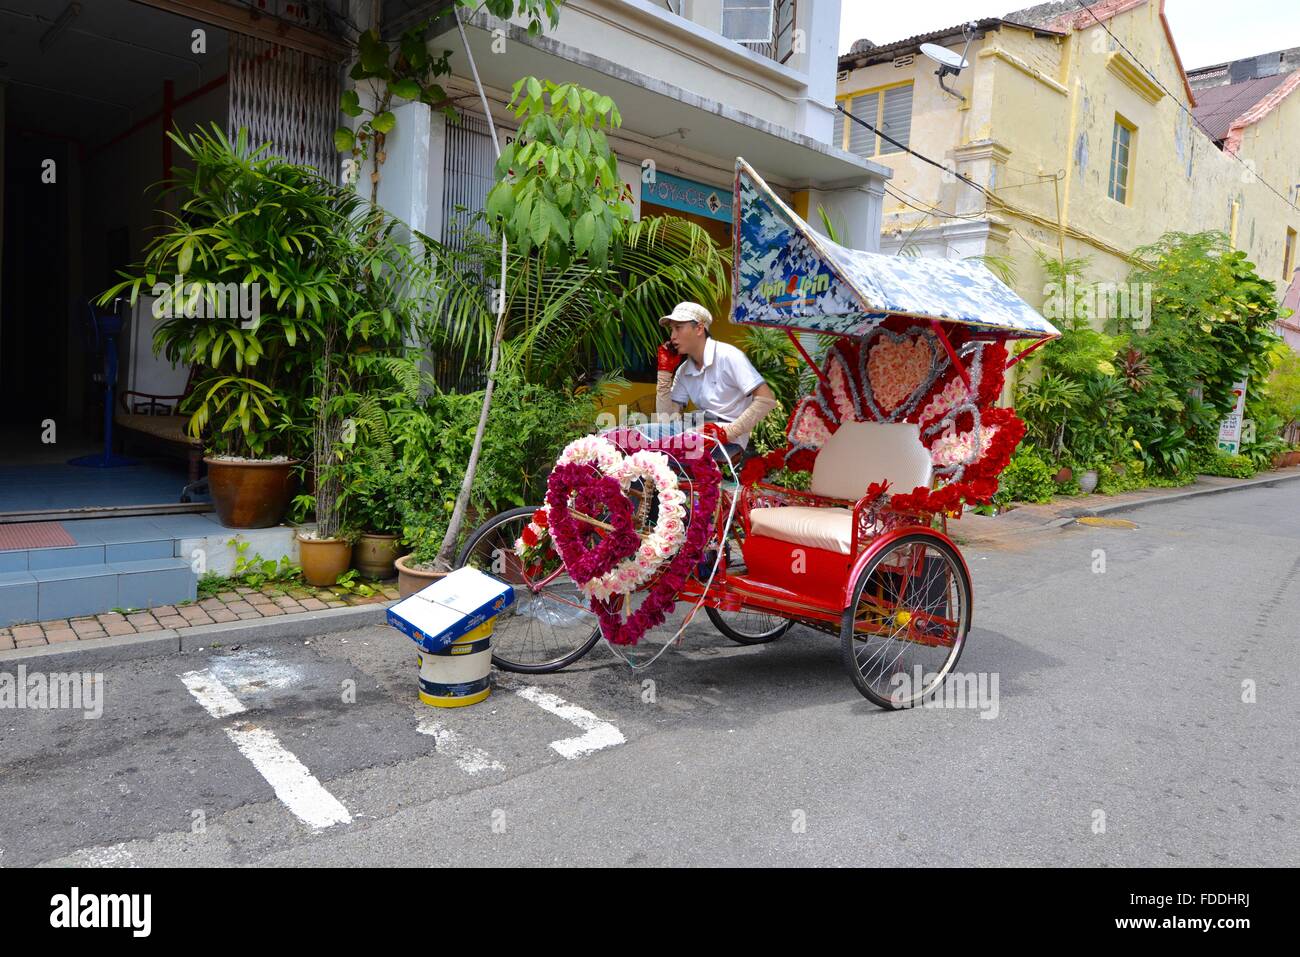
[{"left": 838, "top": 0, "right": 1300, "bottom": 70}]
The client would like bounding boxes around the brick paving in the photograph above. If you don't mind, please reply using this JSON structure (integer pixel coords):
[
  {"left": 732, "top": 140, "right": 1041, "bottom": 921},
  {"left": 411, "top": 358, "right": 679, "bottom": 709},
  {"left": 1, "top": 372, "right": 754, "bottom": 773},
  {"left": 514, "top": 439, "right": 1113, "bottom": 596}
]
[{"left": 0, "top": 581, "right": 400, "bottom": 651}]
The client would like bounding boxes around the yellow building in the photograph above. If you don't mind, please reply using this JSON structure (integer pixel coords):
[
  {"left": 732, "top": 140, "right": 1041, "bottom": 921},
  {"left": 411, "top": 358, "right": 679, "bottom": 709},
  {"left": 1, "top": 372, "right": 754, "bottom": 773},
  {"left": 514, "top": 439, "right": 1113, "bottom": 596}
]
[{"left": 836, "top": 0, "right": 1300, "bottom": 337}]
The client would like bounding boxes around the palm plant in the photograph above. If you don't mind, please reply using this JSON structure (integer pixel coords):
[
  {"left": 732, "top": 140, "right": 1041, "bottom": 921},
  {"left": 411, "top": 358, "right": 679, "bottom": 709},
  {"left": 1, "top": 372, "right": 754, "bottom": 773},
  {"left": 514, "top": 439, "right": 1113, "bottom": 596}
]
[
  {"left": 431, "top": 213, "right": 729, "bottom": 388},
  {"left": 100, "top": 125, "right": 364, "bottom": 458}
]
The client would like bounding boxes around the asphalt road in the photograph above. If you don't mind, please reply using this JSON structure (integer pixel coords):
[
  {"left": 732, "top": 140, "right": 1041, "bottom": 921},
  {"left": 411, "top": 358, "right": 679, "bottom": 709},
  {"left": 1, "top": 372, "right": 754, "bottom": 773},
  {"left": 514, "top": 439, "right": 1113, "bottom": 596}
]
[{"left": 1, "top": 483, "right": 1297, "bottom": 867}]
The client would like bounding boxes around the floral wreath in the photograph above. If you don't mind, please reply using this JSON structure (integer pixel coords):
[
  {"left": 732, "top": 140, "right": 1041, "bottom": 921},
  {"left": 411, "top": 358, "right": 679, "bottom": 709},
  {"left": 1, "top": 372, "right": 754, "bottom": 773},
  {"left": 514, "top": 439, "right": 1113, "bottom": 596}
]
[{"left": 518, "top": 432, "right": 721, "bottom": 646}]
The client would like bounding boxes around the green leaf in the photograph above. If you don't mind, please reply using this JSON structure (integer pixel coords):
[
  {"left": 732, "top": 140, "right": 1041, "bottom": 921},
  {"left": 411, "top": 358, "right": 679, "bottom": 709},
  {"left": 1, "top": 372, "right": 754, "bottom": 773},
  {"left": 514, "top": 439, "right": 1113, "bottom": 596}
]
[
  {"left": 390, "top": 78, "right": 421, "bottom": 100},
  {"left": 340, "top": 90, "right": 363, "bottom": 117},
  {"left": 334, "top": 127, "right": 355, "bottom": 152},
  {"left": 573, "top": 211, "right": 595, "bottom": 254},
  {"left": 371, "top": 111, "right": 397, "bottom": 134},
  {"left": 526, "top": 76, "right": 542, "bottom": 103},
  {"left": 359, "top": 29, "right": 389, "bottom": 73},
  {"left": 530, "top": 200, "right": 551, "bottom": 247},
  {"left": 485, "top": 182, "right": 515, "bottom": 221}
]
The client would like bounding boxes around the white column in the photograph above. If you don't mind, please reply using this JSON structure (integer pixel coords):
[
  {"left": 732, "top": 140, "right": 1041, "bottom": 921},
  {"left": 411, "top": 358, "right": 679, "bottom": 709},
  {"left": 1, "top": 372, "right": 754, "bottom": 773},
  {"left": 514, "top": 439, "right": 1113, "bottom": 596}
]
[
  {"left": 806, "top": 177, "right": 886, "bottom": 252},
  {"left": 794, "top": 0, "right": 841, "bottom": 144},
  {"left": 374, "top": 99, "right": 431, "bottom": 235}
]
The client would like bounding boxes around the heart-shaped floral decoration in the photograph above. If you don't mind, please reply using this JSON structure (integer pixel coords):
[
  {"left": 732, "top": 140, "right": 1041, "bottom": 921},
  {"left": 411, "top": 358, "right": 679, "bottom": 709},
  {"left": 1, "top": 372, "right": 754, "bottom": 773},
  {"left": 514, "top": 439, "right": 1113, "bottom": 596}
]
[
  {"left": 545, "top": 463, "right": 641, "bottom": 588},
  {"left": 866, "top": 333, "right": 937, "bottom": 413},
  {"left": 788, "top": 398, "right": 834, "bottom": 448}
]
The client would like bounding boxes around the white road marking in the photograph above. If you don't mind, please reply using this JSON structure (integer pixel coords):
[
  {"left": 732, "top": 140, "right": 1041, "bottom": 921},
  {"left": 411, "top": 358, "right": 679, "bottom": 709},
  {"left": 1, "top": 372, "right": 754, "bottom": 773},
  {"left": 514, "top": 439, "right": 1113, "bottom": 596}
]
[
  {"left": 224, "top": 724, "right": 353, "bottom": 830},
  {"left": 417, "top": 718, "right": 505, "bottom": 775},
  {"left": 180, "top": 669, "right": 247, "bottom": 718},
  {"left": 180, "top": 668, "right": 351, "bottom": 831},
  {"left": 510, "top": 685, "right": 626, "bottom": 759}
]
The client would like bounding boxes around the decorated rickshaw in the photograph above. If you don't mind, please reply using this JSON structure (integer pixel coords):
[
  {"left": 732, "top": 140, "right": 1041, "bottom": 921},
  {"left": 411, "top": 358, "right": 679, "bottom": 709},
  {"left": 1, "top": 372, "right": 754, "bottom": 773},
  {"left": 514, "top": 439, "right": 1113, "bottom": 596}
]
[{"left": 456, "top": 159, "right": 1059, "bottom": 709}]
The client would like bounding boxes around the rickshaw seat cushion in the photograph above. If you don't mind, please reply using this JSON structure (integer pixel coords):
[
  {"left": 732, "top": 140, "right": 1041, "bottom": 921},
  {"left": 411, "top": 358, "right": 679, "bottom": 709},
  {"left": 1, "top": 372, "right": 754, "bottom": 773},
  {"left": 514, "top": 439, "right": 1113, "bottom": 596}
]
[
  {"left": 748, "top": 505, "right": 855, "bottom": 554},
  {"left": 808, "top": 421, "right": 932, "bottom": 501}
]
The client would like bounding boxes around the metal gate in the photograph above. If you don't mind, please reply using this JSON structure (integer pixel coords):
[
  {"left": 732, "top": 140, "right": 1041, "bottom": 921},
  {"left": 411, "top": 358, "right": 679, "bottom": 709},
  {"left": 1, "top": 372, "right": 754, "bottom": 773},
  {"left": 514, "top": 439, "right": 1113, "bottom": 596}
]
[
  {"left": 228, "top": 32, "right": 340, "bottom": 176},
  {"left": 442, "top": 111, "right": 498, "bottom": 249}
]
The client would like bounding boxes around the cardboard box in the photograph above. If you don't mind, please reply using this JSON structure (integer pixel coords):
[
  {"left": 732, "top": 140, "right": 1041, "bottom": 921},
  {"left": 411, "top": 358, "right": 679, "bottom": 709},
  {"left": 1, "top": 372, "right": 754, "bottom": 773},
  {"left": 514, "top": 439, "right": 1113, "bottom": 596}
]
[{"left": 386, "top": 567, "right": 514, "bottom": 653}]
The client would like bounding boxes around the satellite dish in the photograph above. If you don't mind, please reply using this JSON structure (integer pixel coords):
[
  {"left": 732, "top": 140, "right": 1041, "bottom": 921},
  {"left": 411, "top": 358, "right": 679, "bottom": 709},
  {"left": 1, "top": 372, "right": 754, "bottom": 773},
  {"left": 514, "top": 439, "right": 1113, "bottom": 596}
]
[
  {"left": 920, "top": 24, "right": 978, "bottom": 101},
  {"left": 920, "top": 43, "right": 968, "bottom": 74}
]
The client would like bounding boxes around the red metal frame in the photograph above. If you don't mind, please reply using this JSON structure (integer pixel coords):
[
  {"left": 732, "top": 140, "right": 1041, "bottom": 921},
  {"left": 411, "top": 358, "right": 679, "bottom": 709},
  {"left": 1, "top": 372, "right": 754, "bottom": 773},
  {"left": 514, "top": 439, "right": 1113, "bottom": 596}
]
[
  {"left": 1005, "top": 334, "right": 1053, "bottom": 369},
  {"left": 929, "top": 318, "right": 971, "bottom": 388},
  {"left": 785, "top": 329, "right": 831, "bottom": 387}
]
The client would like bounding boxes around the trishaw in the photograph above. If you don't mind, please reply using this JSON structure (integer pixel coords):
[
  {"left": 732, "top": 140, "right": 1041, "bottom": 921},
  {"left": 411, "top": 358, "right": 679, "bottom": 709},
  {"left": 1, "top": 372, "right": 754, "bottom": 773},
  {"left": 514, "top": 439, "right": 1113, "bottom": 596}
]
[{"left": 456, "top": 159, "right": 1059, "bottom": 709}]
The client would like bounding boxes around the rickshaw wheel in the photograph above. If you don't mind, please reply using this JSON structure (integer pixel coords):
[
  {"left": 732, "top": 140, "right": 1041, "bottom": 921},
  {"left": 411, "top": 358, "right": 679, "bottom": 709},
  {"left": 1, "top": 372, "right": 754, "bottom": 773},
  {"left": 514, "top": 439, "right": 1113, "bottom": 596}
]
[
  {"left": 455, "top": 506, "right": 602, "bottom": 674},
  {"left": 705, "top": 606, "right": 793, "bottom": 644},
  {"left": 840, "top": 533, "right": 971, "bottom": 710}
]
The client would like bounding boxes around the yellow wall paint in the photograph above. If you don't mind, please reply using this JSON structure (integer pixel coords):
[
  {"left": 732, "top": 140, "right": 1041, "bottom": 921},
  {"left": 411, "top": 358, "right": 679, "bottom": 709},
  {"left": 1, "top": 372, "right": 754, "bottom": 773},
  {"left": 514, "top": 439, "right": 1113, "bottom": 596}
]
[{"left": 839, "top": 11, "right": 1300, "bottom": 319}]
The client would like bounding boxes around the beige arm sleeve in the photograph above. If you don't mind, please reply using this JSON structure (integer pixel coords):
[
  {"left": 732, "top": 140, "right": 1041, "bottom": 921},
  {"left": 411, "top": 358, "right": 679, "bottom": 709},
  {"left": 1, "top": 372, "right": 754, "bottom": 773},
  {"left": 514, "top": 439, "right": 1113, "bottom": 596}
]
[
  {"left": 656, "top": 371, "right": 682, "bottom": 416},
  {"left": 722, "top": 392, "right": 778, "bottom": 445}
]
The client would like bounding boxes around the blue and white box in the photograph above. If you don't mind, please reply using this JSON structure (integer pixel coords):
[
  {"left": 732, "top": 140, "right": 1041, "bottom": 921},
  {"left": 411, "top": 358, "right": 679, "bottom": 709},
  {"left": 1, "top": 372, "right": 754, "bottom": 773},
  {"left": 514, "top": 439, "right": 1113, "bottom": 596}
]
[{"left": 387, "top": 566, "right": 515, "bottom": 653}]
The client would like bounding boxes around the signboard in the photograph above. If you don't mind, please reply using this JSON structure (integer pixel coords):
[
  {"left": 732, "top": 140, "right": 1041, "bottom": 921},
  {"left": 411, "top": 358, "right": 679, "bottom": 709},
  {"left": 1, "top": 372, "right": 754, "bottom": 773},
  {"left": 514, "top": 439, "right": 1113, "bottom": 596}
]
[
  {"left": 1217, "top": 380, "right": 1248, "bottom": 453},
  {"left": 641, "top": 170, "right": 733, "bottom": 223}
]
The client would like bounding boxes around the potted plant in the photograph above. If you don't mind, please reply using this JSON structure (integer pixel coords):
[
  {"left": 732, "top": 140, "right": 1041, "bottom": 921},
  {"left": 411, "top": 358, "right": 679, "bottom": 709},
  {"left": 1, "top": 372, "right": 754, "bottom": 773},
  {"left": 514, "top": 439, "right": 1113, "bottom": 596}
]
[
  {"left": 393, "top": 470, "right": 456, "bottom": 597},
  {"left": 295, "top": 315, "right": 357, "bottom": 586},
  {"left": 1076, "top": 463, "right": 1100, "bottom": 494},
  {"left": 349, "top": 461, "right": 405, "bottom": 579},
  {"left": 99, "top": 126, "right": 341, "bottom": 527}
]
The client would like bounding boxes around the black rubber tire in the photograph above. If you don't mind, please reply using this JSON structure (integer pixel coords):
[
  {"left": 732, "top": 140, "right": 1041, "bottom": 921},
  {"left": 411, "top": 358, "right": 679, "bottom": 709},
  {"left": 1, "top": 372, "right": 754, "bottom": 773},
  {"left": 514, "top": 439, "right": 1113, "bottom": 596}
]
[
  {"left": 705, "top": 606, "right": 794, "bottom": 645},
  {"left": 455, "top": 506, "right": 602, "bottom": 674},
  {"left": 839, "top": 532, "right": 971, "bottom": 710}
]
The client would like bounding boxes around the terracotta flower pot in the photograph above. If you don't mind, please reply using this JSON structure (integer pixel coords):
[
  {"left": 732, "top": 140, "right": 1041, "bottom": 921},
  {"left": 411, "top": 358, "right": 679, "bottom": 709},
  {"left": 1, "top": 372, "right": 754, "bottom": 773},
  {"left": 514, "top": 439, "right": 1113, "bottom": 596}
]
[
  {"left": 205, "top": 457, "right": 299, "bottom": 529},
  {"left": 1053, "top": 466, "right": 1073, "bottom": 483},
  {"left": 299, "top": 535, "right": 353, "bottom": 587},
  {"left": 395, "top": 553, "right": 448, "bottom": 598},
  {"left": 354, "top": 532, "right": 402, "bottom": 579}
]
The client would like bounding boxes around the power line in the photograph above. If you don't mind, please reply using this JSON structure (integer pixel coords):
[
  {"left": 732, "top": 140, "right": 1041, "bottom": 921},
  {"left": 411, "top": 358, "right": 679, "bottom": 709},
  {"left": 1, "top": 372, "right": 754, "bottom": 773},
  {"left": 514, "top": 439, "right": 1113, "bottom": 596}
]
[
  {"left": 1071, "top": 0, "right": 1299, "bottom": 213},
  {"left": 885, "top": 183, "right": 987, "bottom": 221},
  {"left": 837, "top": 103, "right": 997, "bottom": 204}
]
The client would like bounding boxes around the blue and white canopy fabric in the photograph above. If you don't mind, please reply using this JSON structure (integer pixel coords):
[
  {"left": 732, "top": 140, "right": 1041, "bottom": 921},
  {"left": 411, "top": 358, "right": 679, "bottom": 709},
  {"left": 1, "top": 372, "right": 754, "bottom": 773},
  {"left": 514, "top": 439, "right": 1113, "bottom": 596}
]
[{"left": 730, "top": 158, "right": 1060, "bottom": 340}]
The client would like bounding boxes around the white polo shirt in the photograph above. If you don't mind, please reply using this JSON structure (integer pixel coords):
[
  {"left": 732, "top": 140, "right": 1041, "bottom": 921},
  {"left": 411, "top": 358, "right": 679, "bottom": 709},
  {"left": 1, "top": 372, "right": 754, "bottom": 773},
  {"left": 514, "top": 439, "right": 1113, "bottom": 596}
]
[{"left": 671, "top": 338, "right": 766, "bottom": 445}]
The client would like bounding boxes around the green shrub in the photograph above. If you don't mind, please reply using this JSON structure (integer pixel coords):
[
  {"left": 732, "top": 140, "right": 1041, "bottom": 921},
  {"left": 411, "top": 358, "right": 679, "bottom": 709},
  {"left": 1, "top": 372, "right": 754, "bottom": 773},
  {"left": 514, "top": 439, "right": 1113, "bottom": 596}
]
[
  {"left": 1194, "top": 451, "right": 1257, "bottom": 479},
  {"left": 392, "top": 372, "right": 607, "bottom": 566},
  {"left": 993, "top": 447, "right": 1058, "bottom": 506}
]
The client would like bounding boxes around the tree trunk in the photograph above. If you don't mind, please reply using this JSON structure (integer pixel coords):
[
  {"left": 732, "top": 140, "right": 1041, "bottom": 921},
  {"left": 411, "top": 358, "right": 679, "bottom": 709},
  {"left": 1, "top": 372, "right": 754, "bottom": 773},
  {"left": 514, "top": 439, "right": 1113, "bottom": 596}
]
[{"left": 434, "top": 235, "right": 509, "bottom": 570}]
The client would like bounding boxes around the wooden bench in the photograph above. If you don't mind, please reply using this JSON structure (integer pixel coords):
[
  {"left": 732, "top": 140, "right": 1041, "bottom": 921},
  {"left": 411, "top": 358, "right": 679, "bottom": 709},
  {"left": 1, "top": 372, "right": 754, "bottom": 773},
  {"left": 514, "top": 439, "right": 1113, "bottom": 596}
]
[{"left": 115, "top": 368, "right": 203, "bottom": 482}]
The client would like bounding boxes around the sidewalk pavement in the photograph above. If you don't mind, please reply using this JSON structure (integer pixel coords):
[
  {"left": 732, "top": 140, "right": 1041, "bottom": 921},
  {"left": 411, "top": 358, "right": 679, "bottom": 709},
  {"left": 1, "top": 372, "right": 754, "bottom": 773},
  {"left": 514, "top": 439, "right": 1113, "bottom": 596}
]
[
  {"left": 949, "top": 465, "right": 1300, "bottom": 546},
  {"left": 0, "top": 580, "right": 400, "bottom": 657}
]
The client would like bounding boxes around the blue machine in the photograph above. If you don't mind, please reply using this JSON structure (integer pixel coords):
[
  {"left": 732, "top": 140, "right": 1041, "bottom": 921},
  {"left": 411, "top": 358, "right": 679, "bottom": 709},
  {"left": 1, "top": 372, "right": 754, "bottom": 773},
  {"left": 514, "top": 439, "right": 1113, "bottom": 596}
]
[{"left": 69, "top": 301, "right": 138, "bottom": 469}]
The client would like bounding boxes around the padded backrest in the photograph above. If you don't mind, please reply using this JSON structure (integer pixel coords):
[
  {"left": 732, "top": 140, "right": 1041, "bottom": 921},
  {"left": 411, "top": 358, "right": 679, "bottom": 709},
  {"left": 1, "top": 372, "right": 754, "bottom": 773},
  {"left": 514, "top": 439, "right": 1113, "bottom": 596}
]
[{"left": 810, "top": 421, "right": 933, "bottom": 501}]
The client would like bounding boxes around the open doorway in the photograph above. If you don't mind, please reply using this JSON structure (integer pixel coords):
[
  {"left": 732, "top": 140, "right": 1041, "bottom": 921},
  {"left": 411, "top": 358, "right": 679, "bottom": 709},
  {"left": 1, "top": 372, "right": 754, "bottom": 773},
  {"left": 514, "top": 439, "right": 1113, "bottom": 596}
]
[{"left": 0, "top": 0, "right": 230, "bottom": 518}]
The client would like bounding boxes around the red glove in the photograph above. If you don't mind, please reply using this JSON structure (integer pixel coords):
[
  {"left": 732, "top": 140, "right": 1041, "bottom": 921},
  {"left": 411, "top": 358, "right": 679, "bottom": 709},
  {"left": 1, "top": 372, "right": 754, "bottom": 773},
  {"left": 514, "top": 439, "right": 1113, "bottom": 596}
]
[
  {"left": 657, "top": 342, "right": 686, "bottom": 373},
  {"left": 701, "top": 422, "right": 730, "bottom": 446}
]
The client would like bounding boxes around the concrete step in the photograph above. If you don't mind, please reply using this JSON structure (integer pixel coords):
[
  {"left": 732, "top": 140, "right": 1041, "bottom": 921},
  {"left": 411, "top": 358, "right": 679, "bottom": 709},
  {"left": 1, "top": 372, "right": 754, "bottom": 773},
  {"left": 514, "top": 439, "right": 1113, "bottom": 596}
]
[{"left": 0, "top": 558, "right": 197, "bottom": 626}]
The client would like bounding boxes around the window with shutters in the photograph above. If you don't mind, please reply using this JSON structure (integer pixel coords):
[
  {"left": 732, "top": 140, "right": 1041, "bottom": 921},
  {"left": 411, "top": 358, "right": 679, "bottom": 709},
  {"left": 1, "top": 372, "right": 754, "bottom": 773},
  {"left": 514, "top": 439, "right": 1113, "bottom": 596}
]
[
  {"left": 1108, "top": 115, "right": 1136, "bottom": 205},
  {"left": 834, "top": 82, "right": 912, "bottom": 158}
]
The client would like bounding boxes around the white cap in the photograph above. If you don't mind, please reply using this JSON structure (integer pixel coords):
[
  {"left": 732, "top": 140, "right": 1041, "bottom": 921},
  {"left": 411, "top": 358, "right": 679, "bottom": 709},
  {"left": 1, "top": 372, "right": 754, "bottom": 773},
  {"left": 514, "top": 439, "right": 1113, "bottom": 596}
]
[{"left": 659, "top": 301, "right": 713, "bottom": 328}]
